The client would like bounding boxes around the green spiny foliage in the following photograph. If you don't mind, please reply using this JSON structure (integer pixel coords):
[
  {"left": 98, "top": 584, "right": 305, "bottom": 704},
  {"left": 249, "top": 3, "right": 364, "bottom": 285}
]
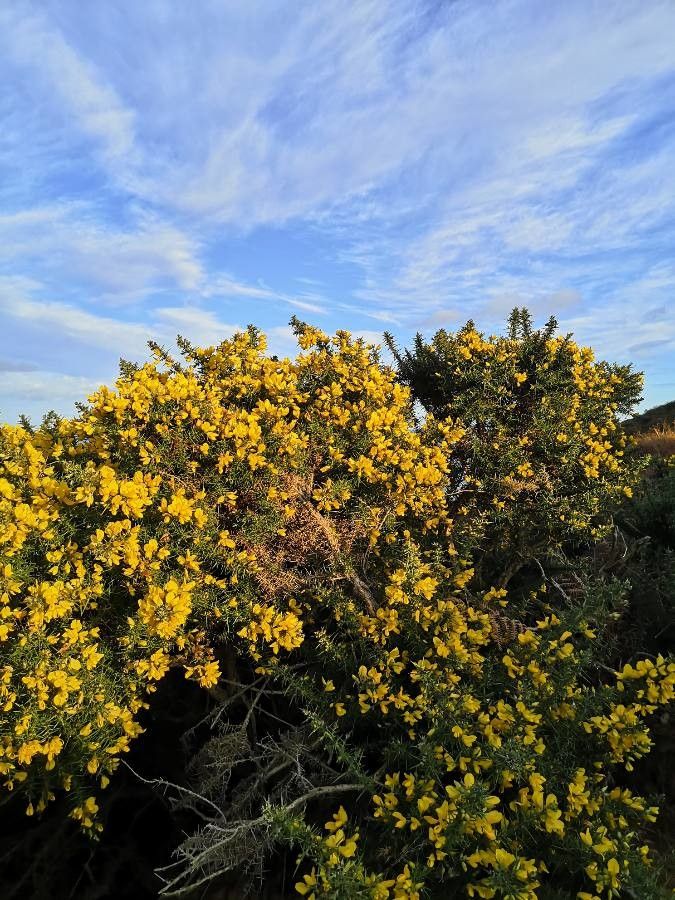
[
  {"left": 385, "top": 308, "right": 645, "bottom": 589},
  {"left": 0, "top": 314, "right": 672, "bottom": 900}
]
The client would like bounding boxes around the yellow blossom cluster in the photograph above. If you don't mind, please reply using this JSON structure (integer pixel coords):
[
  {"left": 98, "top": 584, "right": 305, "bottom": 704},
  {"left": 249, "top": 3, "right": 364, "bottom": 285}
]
[
  {"left": 287, "top": 538, "right": 672, "bottom": 898},
  {"left": 0, "top": 324, "right": 461, "bottom": 829},
  {"left": 237, "top": 602, "right": 304, "bottom": 656},
  {"left": 386, "top": 312, "right": 645, "bottom": 574},
  {"left": 1, "top": 319, "right": 671, "bottom": 900}
]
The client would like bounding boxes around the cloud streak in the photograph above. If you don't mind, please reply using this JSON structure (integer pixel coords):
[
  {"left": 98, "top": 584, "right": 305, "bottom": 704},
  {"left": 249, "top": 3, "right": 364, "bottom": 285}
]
[{"left": 0, "top": 0, "right": 674, "bottom": 419}]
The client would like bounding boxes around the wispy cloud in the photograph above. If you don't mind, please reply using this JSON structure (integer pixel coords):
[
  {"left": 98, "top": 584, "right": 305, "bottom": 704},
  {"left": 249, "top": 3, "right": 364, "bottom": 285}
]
[
  {"left": 0, "top": 205, "right": 204, "bottom": 299},
  {"left": 0, "top": 358, "right": 38, "bottom": 373},
  {"left": 0, "top": 4, "right": 136, "bottom": 169},
  {"left": 0, "top": 279, "right": 240, "bottom": 355},
  {"left": 0, "top": 0, "right": 674, "bottom": 420}
]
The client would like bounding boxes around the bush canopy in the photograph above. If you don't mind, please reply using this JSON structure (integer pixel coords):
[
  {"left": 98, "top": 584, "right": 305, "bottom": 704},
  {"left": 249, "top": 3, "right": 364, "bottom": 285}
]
[{"left": 0, "top": 314, "right": 672, "bottom": 899}]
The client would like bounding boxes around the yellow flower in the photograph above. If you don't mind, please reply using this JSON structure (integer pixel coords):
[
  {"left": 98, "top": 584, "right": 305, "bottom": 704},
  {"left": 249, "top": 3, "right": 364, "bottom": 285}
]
[
  {"left": 295, "top": 871, "right": 317, "bottom": 896},
  {"left": 494, "top": 848, "right": 516, "bottom": 868}
]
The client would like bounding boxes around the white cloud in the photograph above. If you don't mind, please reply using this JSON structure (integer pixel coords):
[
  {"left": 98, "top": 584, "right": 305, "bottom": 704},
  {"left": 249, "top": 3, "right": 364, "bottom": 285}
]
[
  {"left": 203, "top": 275, "right": 329, "bottom": 314},
  {"left": 162, "top": 1, "right": 674, "bottom": 230},
  {"left": 204, "top": 275, "right": 280, "bottom": 301},
  {"left": 1, "top": 290, "right": 152, "bottom": 356},
  {"left": 0, "top": 204, "right": 205, "bottom": 298},
  {"left": 2, "top": 0, "right": 674, "bottom": 239},
  {"left": 154, "top": 306, "right": 239, "bottom": 347},
  {"left": 0, "top": 5, "right": 136, "bottom": 167},
  {"left": 524, "top": 116, "right": 636, "bottom": 160},
  {"left": 266, "top": 325, "right": 298, "bottom": 359},
  {"left": 0, "top": 371, "right": 103, "bottom": 403},
  {"left": 351, "top": 329, "right": 386, "bottom": 347},
  {"left": 0, "top": 0, "right": 674, "bottom": 414},
  {"left": 0, "top": 284, "right": 244, "bottom": 421},
  {"left": 559, "top": 304, "right": 675, "bottom": 363},
  {"left": 485, "top": 289, "right": 582, "bottom": 319},
  {"left": 0, "top": 371, "right": 107, "bottom": 424},
  {"left": 0, "top": 282, "right": 243, "bottom": 357}
]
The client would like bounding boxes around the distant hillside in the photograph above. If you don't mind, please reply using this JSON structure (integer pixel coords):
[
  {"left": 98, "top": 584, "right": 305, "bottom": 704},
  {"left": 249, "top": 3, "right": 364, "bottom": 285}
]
[{"left": 623, "top": 399, "right": 675, "bottom": 434}]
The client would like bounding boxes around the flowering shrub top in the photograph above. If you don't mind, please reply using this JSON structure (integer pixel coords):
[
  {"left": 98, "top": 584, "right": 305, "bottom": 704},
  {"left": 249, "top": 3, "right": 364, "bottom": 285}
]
[
  {"left": 0, "top": 325, "right": 455, "bottom": 821},
  {"left": 0, "top": 320, "right": 672, "bottom": 899},
  {"left": 385, "top": 309, "right": 644, "bottom": 586}
]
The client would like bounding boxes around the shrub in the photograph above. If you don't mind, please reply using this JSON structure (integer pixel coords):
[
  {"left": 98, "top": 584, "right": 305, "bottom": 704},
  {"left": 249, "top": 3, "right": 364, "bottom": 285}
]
[
  {"left": 610, "top": 454, "right": 675, "bottom": 882},
  {"left": 0, "top": 319, "right": 672, "bottom": 899},
  {"left": 384, "top": 308, "right": 644, "bottom": 589}
]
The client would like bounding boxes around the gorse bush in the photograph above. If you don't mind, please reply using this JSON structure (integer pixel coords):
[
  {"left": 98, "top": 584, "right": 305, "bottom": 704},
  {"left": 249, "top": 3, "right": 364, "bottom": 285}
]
[
  {"left": 0, "top": 315, "right": 673, "bottom": 899},
  {"left": 0, "top": 323, "right": 456, "bottom": 826},
  {"left": 384, "top": 309, "right": 644, "bottom": 589},
  {"left": 616, "top": 459, "right": 675, "bottom": 658}
]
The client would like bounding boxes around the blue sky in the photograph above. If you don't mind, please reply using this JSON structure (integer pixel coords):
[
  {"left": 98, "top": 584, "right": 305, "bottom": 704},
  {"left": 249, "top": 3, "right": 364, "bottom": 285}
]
[{"left": 1, "top": 0, "right": 674, "bottom": 423}]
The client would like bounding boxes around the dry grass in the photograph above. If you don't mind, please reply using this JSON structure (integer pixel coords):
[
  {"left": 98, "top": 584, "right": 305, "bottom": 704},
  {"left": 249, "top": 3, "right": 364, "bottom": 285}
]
[{"left": 632, "top": 423, "right": 675, "bottom": 457}]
